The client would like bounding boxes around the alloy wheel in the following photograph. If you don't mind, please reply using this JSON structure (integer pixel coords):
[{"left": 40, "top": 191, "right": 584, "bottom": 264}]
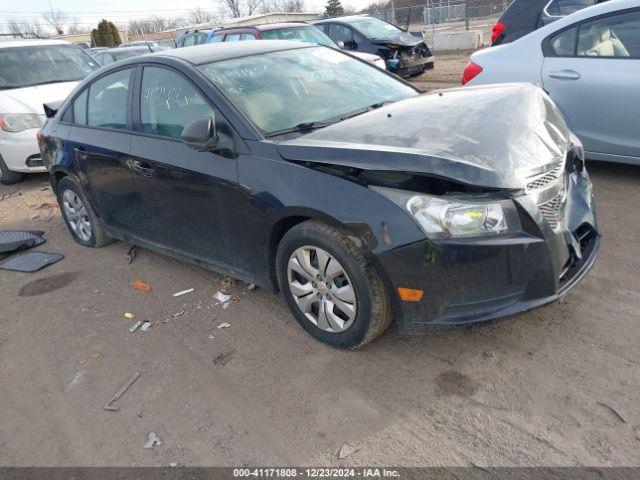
[
  {"left": 287, "top": 245, "right": 357, "bottom": 333},
  {"left": 62, "top": 190, "right": 92, "bottom": 242}
]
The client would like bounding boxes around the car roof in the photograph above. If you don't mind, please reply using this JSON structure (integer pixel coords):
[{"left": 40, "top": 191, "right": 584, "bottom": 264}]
[
  {"left": 156, "top": 39, "right": 311, "bottom": 65},
  {"left": 0, "top": 39, "right": 72, "bottom": 49},
  {"left": 314, "top": 15, "right": 374, "bottom": 24},
  {"left": 100, "top": 46, "right": 153, "bottom": 54}
]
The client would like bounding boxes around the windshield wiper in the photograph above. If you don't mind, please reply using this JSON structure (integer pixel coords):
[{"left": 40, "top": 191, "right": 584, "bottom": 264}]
[
  {"left": 266, "top": 121, "right": 334, "bottom": 138},
  {"left": 340, "top": 101, "right": 393, "bottom": 121}
]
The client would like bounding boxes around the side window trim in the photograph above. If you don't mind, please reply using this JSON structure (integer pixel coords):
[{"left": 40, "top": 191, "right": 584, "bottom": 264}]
[{"left": 543, "top": 6, "right": 640, "bottom": 58}]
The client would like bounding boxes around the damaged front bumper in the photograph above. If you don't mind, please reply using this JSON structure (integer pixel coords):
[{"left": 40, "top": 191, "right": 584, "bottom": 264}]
[
  {"left": 376, "top": 160, "right": 600, "bottom": 333},
  {"left": 384, "top": 44, "right": 434, "bottom": 77}
]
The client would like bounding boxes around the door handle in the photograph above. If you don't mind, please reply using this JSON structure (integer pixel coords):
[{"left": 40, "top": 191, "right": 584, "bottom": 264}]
[
  {"left": 74, "top": 148, "right": 88, "bottom": 161},
  {"left": 548, "top": 70, "right": 581, "bottom": 80},
  {"left": 127, "top": 159, "right": 154, "bottom": 177}
]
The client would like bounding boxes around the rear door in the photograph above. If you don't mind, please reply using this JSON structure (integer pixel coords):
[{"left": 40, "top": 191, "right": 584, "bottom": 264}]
[
  {"left": 65, "top": 67, "right": 144, "bottom": 233},
  {"left": 542, "top": 8, "right": 640, "bottom": 160},
  {"left": 128, "top": 64, "right": 253, "bottom": 275}
]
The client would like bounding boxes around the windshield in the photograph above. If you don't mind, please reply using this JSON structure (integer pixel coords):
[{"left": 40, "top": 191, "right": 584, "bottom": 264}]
[
  {"left": 349, "top": 18, "right": 403, "bottom": 38},
  {"left": 200, "top": 46, "right": 416, "bottom": 135},
  {"left": 261, "top": 26, "right": 337, "bottom": 48},
  {"left": 113, "top": 49, "right": 148, "bottom": 61},
  {"left": 0, "top": 45, "right": 98, "bottom": 90}
]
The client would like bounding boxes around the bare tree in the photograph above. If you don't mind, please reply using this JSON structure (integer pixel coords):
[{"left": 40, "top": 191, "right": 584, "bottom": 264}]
[
  {"left": 42, "top": 5, "right": 68, "bottom": 34},
  {"left": 67, "top": 16, "right": 88, "bottom": 35},
  {"left": 246, "top": 0, "right": 264, "bottom": 15},
  {"left": 7, "top": 18, "right": 46, "bottom": 38},
  {"left": 222, "top": 0, "right": 242, "bottom": 18},
  {"left": 189, "top": 7, "right": 213, "bottom": 24},
  {"left": 262, "top": 0, "right": 305, "bottom": 13}
]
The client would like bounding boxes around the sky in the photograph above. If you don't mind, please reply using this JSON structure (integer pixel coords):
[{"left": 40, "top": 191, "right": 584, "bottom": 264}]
[{"left": 0, "top": 0, "right": 375, "bottom": 33}]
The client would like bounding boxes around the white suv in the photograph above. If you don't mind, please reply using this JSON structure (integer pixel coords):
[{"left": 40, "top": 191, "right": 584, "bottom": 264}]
[{"left": 0, "top": 39, "right": 99, "bottom": 184}]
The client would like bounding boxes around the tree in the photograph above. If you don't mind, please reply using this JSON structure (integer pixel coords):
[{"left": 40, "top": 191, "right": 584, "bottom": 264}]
[
  {"left": 189, "top": 7, "right": 213, "bottom": 24},
  {"left": 262, "top": 0, "right": 305, "bottom": 12},
  {"left": 42, "top": 7, "right": 68, "bottom": 35},
  {"left": 324, "top": 0, "right": 345, "bottom": 17},
  {"left": 222, "top": 0, "right": 242, "bottom": 18},
  {"left": 7, "top": 18, "right": 46, "bottom": 38},
  {"left": 91, "top": 19, "right": 121, "bottom": 47}
]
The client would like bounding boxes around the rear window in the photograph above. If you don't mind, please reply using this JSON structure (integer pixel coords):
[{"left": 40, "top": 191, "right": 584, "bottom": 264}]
[
  {"left": 545, "top": 0, "right": 597, "bottom": 16},
  {"left": 0, "top": 45, "right": 98, "bottom": 90},
  {"left": 87, "top": 69, "right": 131, "bottom": 130}
]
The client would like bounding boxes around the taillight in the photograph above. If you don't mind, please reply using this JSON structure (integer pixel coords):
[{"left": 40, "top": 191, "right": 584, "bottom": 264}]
[
  {"left": 491, "top": 22, "right": 505, "bottom": 44},
  {"left": 461, "top": 61, "right": 483, "bottom": 85}
]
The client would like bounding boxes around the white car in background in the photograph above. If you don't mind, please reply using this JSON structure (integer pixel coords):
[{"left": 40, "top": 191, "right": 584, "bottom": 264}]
[
  {"left": 463, "top": 0, "right": 640, "bottom": 165},
  {"left": 0, "top": 39, "right": 99, "bottom": 184}
]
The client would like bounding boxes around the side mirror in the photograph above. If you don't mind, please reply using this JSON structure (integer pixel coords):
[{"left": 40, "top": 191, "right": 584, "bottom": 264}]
[
  {"left": 182, "top": 117, "right": 218, "bottom": 152},
  {"left": 337, "top": 40, "right": 345, "bottom": 49}
]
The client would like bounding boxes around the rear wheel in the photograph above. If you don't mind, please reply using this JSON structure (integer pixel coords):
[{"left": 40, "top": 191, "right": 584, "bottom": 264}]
[
  {"left": 276, "top": 220, "right": 392, "bottom": 349},
  {"left": 0, "top": 155, "right": 23, "bottom": 185},
  {"left": 56, "top": 177, "right": 112, "bottom": 248}
]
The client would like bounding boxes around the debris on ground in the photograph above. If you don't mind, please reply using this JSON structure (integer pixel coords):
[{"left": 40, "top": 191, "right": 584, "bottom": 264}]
[
  {"left": 79, "top": 359, "right": 87, "bottom": 366},
  {"left": 221, "top": 277, "right": 236, "bottom": 289},
  {"left": 217, "top": 322, "right": 231, "bottom": 330},
  {"left": 214, "top": 291, "right": 232, "bottom": 304},
  {"left": 223, "top": 303, "right": 231, "bottom": 310},
  {"left": 37, "top": 202, "right": 57, "bottom": 210},
  {"left": 104, "top": 371, "right": 142, "bottom": 411},
  {"left": 338, "top": 444, "right": 360, "bottom": 459},
  {"left": 143, "top": 432, "right": 161, "bottom": 449},
  {"left": 129, "top": 320, "right": 142, "bottom": 332},
  {"left": 173, "top": 288, "right": 194, "bottom": 297},
  {"left": 125, "top": 245, "right": 138, "bottom": 264},
  {"left": 208, "top": 335, "right": 215, "bottom": 340},
  {"left": 483, "top": 350, "right": 496, "bottom": 359},
  {"left": 141, "top": 322, "right": 152, "bottom": 332},
  {"left": 133, "top": 279, "right": 151, "bottom": 293},
  {"left": 92, "top": 352, "right": 101, "bottom": 359},
  {"left": 247, "top": 283, "right": 256, "bottom": 291},
  {"left": 231, "top": 295, "right": 241, "bottom": 302},
  {"left": 124, "top": 312, "right": 135, "bottom": 319},
  {"left": 213, "top": 351, "right": 234, "bottom": 365},
  {"left": 173, "top": 310, "right": 185, "bottom": 317},
  {"left": 29, "top": 214, "right": 39, "bottom": 221},
  {"left": 0, "top": 251, "right": 64, "bottom": 273},
  {"left": 597, "top": 401, "right": 627, "bottom": 423},
  {"left": 169, "top": 462, "right": 178, "bottom": 467},
  {"left": 136, "top": 409, "right": 143, "bottom": 418}
]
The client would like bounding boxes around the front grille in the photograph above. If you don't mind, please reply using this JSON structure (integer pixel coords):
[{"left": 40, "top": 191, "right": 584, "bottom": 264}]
[
  {"left": 538, "top": 191, "right": 564, "bottom": 229},
  {"left": 526, "top": 162, "right": 563, "bottom": 192}
]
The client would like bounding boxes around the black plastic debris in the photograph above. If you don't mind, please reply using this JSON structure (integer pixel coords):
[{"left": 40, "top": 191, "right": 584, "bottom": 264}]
[
  {"left": 0, "top": 230, "right": 45, "bottom": 255},
  {"left": 0, "top": 252, "right": 63, "bottom": 273}
]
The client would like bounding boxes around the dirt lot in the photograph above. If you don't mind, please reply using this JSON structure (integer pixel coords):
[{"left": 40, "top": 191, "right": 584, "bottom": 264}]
[{"left": 1, "top": 53, "right": 640, "bottom": 467}]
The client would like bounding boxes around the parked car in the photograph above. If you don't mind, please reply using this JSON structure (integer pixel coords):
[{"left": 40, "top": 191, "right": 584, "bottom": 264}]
[
  {"left": 92, "top": 46, "right": 157, "bottom": 66},
  {"left": 119, "top": 40, "right": 161, "bottom": 49},
  {"left": 314, "top": 16, "right": 433, "bottom": 77},
  {"left": 464, "top": 0, "right": 640, "bottom": 165},
  {"left": 491, "top": 0, "right": 608, "bottom": 46},
  {"left": 39, "top": 41, "right": 599, "bottom": 348},
  {"left": 175, "top": 29, "right": 214, "bottom": 48},
  {"left": 0, "top": 39, "right": 99, "bottom": 184},
  {"left": 209, "top": 23, "right": 387, "bottom": 69}
]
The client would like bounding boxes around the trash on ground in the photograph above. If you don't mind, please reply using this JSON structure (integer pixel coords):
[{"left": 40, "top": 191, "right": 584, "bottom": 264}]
[
  {"left": 173, "top": 288, "right": 194, "bottom": 297},
  {"left": 221, "top": 277, "right": 236, "bottom": 288},
  {"left": 208, "top": 335, "right": 215, "bottom": 340},
  {"left": 104, "top": 371, "right": 142, "bottom": 411},
  {"left": 29, "top": 214, "right": 39, "bottom": 221},
  {"left": 0, "top": 230, "right": 45, "bottom": 255},
  {"left": 338, "top": 444, "right": 360, "bottom": 459},
  {"left": 223, "top": 303, "right": 231, "bottom": 310},
  {"left": 125, "top": 245, "right": 138, "bottom": 264},
  {"left": 141, "top": 322, "right": 152, "bottom": 332},
  {"left": 129, "top": 320, "right": 142, "bottom": 332},
  {"left": 247, "top": 283, "right": 256, "bottom": 291},
  {"left": 231, "top": 295, "right": 241, "bottom": 302},
  {"left": 217, "top": 322, "right": 231, "bottom": 330},
  {"left": 0, "top": 251, "right": 63, "bottom": 273},
  {"left": 92, "top": 352, "right": 101, "bottom": 359},
  {"left": 213, "top": 351, "right": 234, "bottom": 365},
  {"left": 124, "top": 312, "right": 135, "bottom": 319},
  {"left": 133, "top": 279, "right": 151, "bottom": 293},
  {"left": 143, "top": 432, "right": 161, "bottom": 449},
  {"left": 597, "top": 401, "right": 626, "bottom": 423},
  {"left": 169, "top": 462, "right": 178, "bottom": 468},
  {"left": 173, "top": 310, "right": 185, "bottom": 317},
  {"left": 79, "top": 359, "right": 87, "bottom": 366},
  {"left": 214, "top": 291, "right": 232, "bottom": 304}
]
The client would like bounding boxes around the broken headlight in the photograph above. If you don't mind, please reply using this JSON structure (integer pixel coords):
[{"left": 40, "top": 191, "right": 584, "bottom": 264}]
[{"left": 373, "top": 186, "right": 521, "bottom": 239}]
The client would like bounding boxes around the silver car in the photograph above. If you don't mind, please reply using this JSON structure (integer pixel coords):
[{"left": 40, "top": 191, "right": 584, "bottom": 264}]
[{"left": 464, "top": 0, "right": 640, "bottom": 165}]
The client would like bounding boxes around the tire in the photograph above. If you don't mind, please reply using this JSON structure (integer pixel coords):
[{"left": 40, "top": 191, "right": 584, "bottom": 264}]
[
  {"left": 56, "top": 176, "right": 112, "bottom": 248},
  {"left": 276, "top": 220, "right": 392, "bottom": 349},
  {"left": 0, "top": 155, "right": 23, "bottom": 185}
]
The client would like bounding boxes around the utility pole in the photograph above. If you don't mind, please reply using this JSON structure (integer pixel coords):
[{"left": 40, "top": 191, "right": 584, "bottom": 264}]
[{"left": 391, "top": 0, "right": 396, "bottom": 25}]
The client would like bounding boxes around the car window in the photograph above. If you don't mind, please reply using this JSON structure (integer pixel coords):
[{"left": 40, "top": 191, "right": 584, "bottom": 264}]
[
  {"left": 87, "top": 69, "right": 131, "bottom": 130},
  {"left": 349, "top": 18, "right": 402, "bottom": 38},
  {"left": 210, "top": 34, "right": 224, "bottom": 43},
  {"left": 261, "top": 26, "right": 337, "bottom": 47},
  {"left": 315, "top": 23, "right": 328, "bottom": 34},
  {"left": 577, "top": 10, "right": 640, "bottom": 57},
  {"left": 241, "top": 33, "right": 256, "bottom": 40},
  {"left": 225, "top": 34, "right": 241, "bottom": 42},
  {"left": 546, "top": 0, "right": 596, "bottom": 17},
  {"left": 72, "top": 89, "right": 88, "bottom": 125},
  {"left": 330, "top": 24, "right": 355, "bottom": 44},
  {"left": 549, "top": 26, "right": 577, "bottom": 55},
  {"left": 140, "top": 66, "right": 216, "bottom": 139},
  {"left": 183, "top": 34, "right": 196, "bottom": 47},
  {"left": 196, "top": 33, "right": 209, "bottom": 45}
]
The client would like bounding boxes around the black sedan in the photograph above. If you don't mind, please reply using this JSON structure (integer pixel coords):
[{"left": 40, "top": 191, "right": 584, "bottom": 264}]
[{"left": 39, "top": 41, "right": 600, "bottom": 349}]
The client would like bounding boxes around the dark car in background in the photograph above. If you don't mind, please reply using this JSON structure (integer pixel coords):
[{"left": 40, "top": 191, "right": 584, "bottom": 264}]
[
  {"left": 491, "top": 0, "right": 608, "bottom": 45},
  {"left": 92, "top": 46, "right": 157, "bottom": 65},
  {"left": 39, "top": 41, "right": 599, "bottom": 349},
  {"left": 209, "top": 22, "right": 387, "bottom": 69},
  {"left": 314, "top": 16, "right": 433, "bottom": 77},
  {"left": 175, "top": 29, "right": 215, "bottom": 48}
]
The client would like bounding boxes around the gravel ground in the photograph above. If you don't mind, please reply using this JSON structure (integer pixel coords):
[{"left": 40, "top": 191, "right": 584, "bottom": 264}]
[{"left": 0, "top": 53, "right": 639, "bottom": 466}]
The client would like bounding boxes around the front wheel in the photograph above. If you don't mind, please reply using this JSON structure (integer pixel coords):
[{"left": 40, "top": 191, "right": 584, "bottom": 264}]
[
  {"left": 276, "top": 220, "right": 392, "bottom": 349},
  {"left": 0, "top": 155, "right": 23, "bottom": 185}
]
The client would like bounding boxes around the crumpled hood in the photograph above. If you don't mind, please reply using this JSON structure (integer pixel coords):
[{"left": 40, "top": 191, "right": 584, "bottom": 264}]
[
  {"left": 277, "top": 83, "right": 572, "bottom": 190},
  {"left": 371, "top": 31, "right": 423, "bottom": 47},
  {"left": 0, "top": 81, "right": 78, "bottom": 114}
]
